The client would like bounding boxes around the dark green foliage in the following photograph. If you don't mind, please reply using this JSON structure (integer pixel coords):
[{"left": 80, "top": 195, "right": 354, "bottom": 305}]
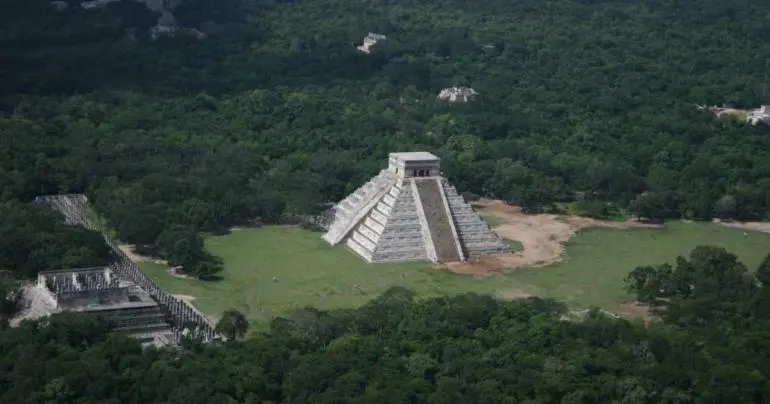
[
  {"left": 0, "top": 201, "right": 111, "bottom": 320},
  {"left": 625, "top": 246, "right": 759, "bottom": 325},
  {"left": 0, "top": 201, "right": 112, "bottom": 278},
  {"left": 757, "top": 254, "right": 770, "bottom": 286},
  {"left": 3, "top": 2, "right": 770, "bottom": 401},
  {"left": 0, "top": 277, "right": 21, "bottom": 318},
  {"left": 215, "top": 309, "right": 249, "bottom": 340},
  {"left": 155, "top": 225, "right": 223, "bottom": 278},
  {"left": 2, "top": 0, "right": 770, "bottom": 256},
  {"left": 4, "top": 247, "right": 770, "bottom": 404}
]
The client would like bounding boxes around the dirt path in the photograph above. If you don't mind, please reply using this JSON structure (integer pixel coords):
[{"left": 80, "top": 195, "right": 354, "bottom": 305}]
[
  {"left": 716, "top": 220, "right": 770, "bottom": 234},
  {"left": 439, "top": 199, "right": 661, "bottom": 276},
  {"left": 173, "top": 294, "right": 196, "bottom": 303},
  {"left": 614, "top": 302, "right": 654, "bottom": 321},
  {"left": 118, "top": 245, "right": 167, "bottom": 265}
]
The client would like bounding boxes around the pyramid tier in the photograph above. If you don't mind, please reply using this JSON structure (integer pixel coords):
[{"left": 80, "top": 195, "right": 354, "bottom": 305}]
[{"left": 323, "top": 174, "right": 510, "bottom": 263}]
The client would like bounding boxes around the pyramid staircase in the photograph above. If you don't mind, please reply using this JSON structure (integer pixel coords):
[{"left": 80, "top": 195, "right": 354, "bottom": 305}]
[
  {"left": 322, "top": 152, "right": 511, "bottom": 263},
  {"left": 440, "top": 179, "right": 510, "bottom": 258}
]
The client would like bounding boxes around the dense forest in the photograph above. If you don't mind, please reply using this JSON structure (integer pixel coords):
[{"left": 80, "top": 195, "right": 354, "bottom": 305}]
[
  {"left": 3, "top": 2, "right": 770, "bottom": 401},
  {"left": 1, "top": 247, "right": 770, "bottom": 403},
  {"left": 2, "top": 0, "right": 770, "bottom": 268}
]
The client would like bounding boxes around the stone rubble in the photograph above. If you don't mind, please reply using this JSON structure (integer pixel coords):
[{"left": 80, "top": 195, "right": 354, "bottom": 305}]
[{"left": 357, "top": 33, "right": 386, "bottom": 54}]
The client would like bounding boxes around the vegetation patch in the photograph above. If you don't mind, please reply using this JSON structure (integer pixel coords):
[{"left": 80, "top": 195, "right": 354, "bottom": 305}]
[
  {"left": 503, "top": 238, "right": 524, "bottom": 252},
  {"left": 141, "top": 223, "right": 770, "bottom": 325},
  {"left": 480, "top": 213, "right": 506, "bottom": 228}
]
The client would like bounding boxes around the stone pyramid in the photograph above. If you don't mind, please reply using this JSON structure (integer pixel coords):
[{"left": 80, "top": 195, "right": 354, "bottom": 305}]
[{"left": 322, "top": 152, "right": 510, "bottom": 263}]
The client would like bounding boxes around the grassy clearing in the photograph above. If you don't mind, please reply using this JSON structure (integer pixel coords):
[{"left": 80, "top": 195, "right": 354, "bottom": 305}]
[
  {"left": 504, "top": 222, "right": 770, "bottom": 308},
  {"left": 480, "top": 213, "right": 506, "bottom": 228},
  {"left": 554, "top": 200, "right": 630, "bottom": 221},
  {"left": 503, "top": 238, "right": 524, "bottom": 252},
  {"left": 140, "top": 227, "right": 496, "bottom": 328},
  {"left": 720, "top": 110, "right": 749, "bottom": 122},
  {"left": 140, "top": 222, "right": 770, "bottom": 326}
]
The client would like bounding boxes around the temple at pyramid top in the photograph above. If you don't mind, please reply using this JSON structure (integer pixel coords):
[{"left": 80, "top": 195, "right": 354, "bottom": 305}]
[{"left": 321, "top": 152, "right": 511, "bottom": 263}]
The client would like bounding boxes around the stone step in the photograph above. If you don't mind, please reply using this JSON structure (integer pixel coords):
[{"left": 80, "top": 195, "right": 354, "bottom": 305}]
[
  {"left": 373, "top": 245, "right": 427, "bottom": 256},
  {"left": 347, "top": 238, "right": 374, "bottom": 262},
  {"left": 354, "top": 226, "right": 381, "bottom": 245},
  {"left": 463, "top": 240, "right": 508, "bottom": 249},
  {"left": 376, "top": 238, "right": 424, "bottom": 248},
  {"left": 379, "top": 229, "right": 423, "bottom": 238},
  {"left": 372, "top": 251, "right": 427, "bottom": 262},
  {"left": 414, "top": 179, "right": 461, "bottom": 262},
  {"left": 351, "top": 232, "right": 377, "bottom": 252}
]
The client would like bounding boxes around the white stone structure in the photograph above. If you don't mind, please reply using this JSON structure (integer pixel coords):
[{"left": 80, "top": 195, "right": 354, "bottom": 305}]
[
  {"left": 50, "top": 1, "right": 69, "bottom": 11},
  {"left": 80, "top": 0, "right": 178, "bottom": 11},
  {"left": 703, "top": 104, "right": 770, "bottom": 126},
  {"left": 31, "top": 267, "right": 175, "bottom": 346},
  {"left": 748, "top": 105, "right": 770, "bottom": 125},
  {"left": 80, "top": 0, "right": 120, "bottom": 9},
  {"left": 357, "top": 33, "right": 386, "bottom": 54},
  {"left": 322, "top": 152, "right": 510, "bottom": 263},
  {"left": 438, "top": 87, "right": 479, "bottom": 102}
]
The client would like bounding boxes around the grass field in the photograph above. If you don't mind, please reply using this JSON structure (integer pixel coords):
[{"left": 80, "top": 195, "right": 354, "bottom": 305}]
[
  {"left": 479, "top": 213, "right": 506, "bottom": 228},
  {"left": 140, "top": 222, "right": 770, "bottom": 327},
  {"left": 503, "top": 238, "right": 524, "bottom": 252}
]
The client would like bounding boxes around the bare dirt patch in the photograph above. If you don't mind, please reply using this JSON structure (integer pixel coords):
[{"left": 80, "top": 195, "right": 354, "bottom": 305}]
[
  {"left": 118, "top": 244, "right": 167, "bottom": 265},
  {"left": 614, "top": 301, "right": 655, "bottom": 322},
  {"left": 173, "top": 294, "right": 197, "bottom": 303},
  {"left": 495, "top": 289, "right": 534, "bottom": 300},
  {"left": 167, "top": 266, "right": 197, "bottom": 280},
  {"left": 715, "top": 220, "right": 770, "bottom": 234},
  {"left": 439, "top": 198, "right": 661, "bottom": 276}
]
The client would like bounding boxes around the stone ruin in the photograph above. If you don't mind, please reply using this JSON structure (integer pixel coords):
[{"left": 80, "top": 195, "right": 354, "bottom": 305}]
[
  {"left": 321, "top": 152, "right": 510, "bottom": 263},
  {"left": 73, "top": 0, "right": 204, "bottom": 40},
  {"left": 35, "top": 194, "right": 221, "bottom": 346},
  {"left": 357, "top": 33, "right": 386, "bottom": 54},
  {"left": 50, "top": 1, "right": 69, "bottom": 11},
  {"left": 700, "top": 104, "right": 770, "bottom": 126},
  {"left": 36, "top": 267, "right": 175, "bottom": 346},
  {"left": 437, "top": 87, "right": 478, "bottom": 102}
]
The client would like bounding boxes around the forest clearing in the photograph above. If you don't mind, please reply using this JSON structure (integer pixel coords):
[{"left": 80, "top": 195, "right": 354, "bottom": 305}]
[
  {"left": 5, "top": 0, "right": 770, "bottom": 400},
  {"left": 136, "top": 200, "right": 770, "bottom": 327}
]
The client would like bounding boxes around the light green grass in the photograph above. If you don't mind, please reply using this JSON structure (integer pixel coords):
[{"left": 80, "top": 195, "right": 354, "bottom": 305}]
[
  {"left": 505, "top": 222, "right": 770, "bottom": 308},
  {"left": 86, "top": 209, "right": 117, "bottom": 239},
  {"left": 480, "top": 213, "right": 506, "bottom": 228},
  {"left": 503, "top": 238, "right": 524, "bottom": 252},
  {"left": 140, "top": 222, "right": 770, "bottom": 326}
]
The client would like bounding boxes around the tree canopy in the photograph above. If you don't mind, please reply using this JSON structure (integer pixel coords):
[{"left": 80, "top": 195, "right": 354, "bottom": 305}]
[
  {"left": 2, "top": 1, "right": 770, "bottom": 401},
  {"left": 2, "top": 0, "right": 770, "bottom": 270},
  {"left": 0, "top": 201, "right": 112, "bottom": 279},
  {"left": 3, "top": 246, "right": 770, "bottom": 403}
]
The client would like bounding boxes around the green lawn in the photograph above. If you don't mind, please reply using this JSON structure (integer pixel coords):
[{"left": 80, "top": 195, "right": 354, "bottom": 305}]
[
  {"left": 503, "top": 238, "right": 524, "bottom": 252},
  {"left": 506, "top": 222, "right": 770, "bottom": 308},
  {"left": 140, "top": 222, "right": 770, "bottom": 327},
  {"left": 480, "top": 213, "right": 506, "bottom": 228}
]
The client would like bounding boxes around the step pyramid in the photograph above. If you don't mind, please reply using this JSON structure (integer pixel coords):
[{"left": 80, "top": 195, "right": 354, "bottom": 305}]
[{"left": 322, "top": 152, "right": 511, "bottom": 263}]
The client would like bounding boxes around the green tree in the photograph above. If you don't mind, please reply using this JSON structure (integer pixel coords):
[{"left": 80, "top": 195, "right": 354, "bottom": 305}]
[{"left": 216, "top": 309, "right": 249, "bottom": 340}]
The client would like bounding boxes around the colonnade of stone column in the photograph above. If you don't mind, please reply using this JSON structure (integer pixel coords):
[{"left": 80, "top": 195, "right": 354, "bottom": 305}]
[{"left": 36, "top": 194, "right": 220, "bottom": 344}]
